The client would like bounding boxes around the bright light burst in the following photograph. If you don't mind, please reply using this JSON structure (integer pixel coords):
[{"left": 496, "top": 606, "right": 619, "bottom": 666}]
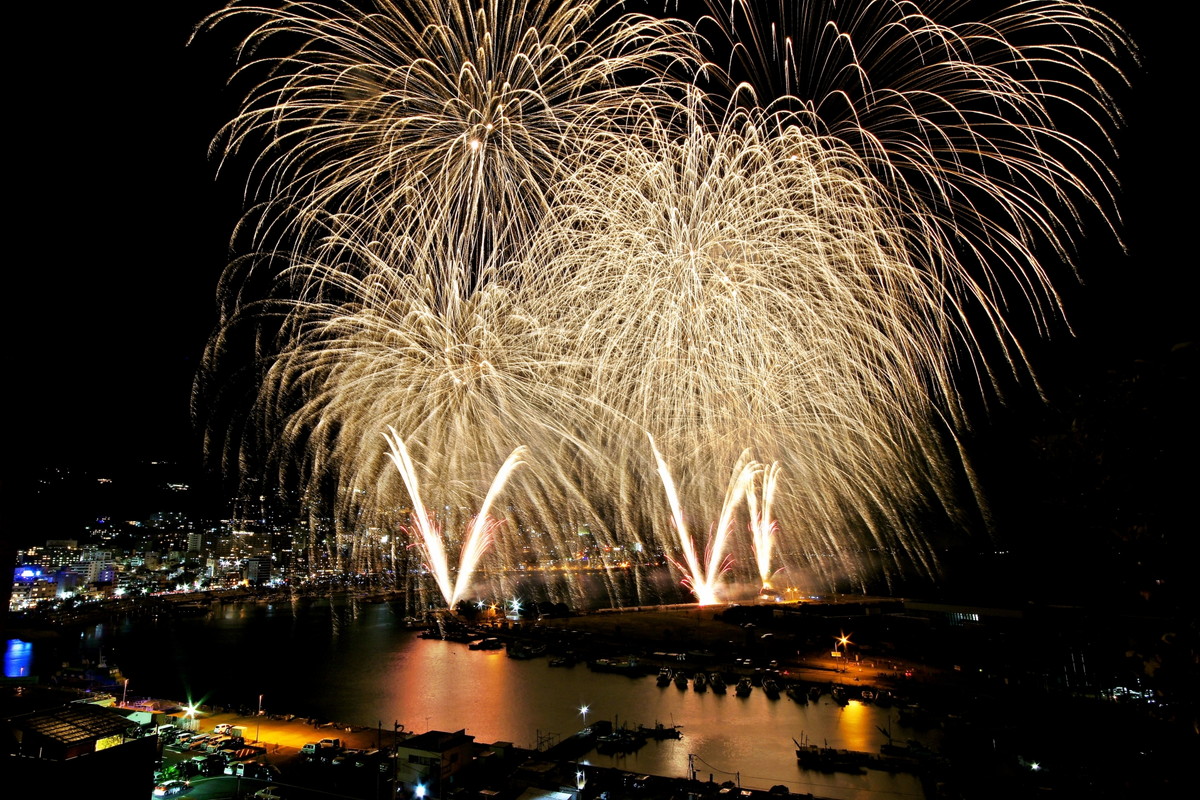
[
  {"left": 383, "top": 426, "right": 525, "bottom": 607},
  {"left": 196, "top": 0, "right": 699, "bottom": 275},
  {"left": 745, "top": 460, "right": 781, "bottom": 591},
  {"left": 197, "top": 1, "right": 1133, "bottom": 605}
]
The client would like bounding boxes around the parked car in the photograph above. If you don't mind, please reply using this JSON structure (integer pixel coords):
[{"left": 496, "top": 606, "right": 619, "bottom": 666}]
[
  {"left": 225, "top": 761, "right": 268, "bottom": 779},
  {"left": 152, "top": 780, "right": 191, "bottom": 797}
]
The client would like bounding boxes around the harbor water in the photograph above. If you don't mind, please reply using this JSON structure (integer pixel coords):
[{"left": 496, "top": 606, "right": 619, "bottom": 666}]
[{"left": 13, "top": 597, "right": 932, "bottom": 799}]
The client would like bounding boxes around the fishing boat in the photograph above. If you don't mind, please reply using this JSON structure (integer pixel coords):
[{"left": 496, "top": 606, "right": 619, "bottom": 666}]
[
  {"left": 637, "top": 722, "right": 682, "bottom": 740},
  {"left": 735, "top": 678, "right": 752, "bottom": 697},
  {"left": 785, "top": 684, "right": 807, "bottom": 703},
  {"left": 595, "top": 727, "right": 646, "bottom": 755}
]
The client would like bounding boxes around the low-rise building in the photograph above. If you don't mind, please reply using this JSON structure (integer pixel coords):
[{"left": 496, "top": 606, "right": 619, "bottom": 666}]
[{"left": 395, "top": 728, "right": 474, "bottom": 797}]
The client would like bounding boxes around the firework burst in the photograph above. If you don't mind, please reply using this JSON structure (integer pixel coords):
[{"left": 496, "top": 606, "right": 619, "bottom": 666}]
[{"left": 197, "top": 1, "right": 1133, "bottom": 604}]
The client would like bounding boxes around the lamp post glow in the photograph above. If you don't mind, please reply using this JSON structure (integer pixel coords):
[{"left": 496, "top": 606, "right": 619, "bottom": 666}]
[
  {"left": 834, "top": 632, "right": 852, "bottom": 673},
  {"left": 578, "top": 704, "right": 590, "bottom": 728}
]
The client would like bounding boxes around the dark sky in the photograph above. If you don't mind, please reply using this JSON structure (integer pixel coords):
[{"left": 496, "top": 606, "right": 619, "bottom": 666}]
[
  {"left": 12, "top": 4, "right": 230, "bottom": 471},
  {"left": 8, "top": 2, "right": 1192, "bottom": 530}
]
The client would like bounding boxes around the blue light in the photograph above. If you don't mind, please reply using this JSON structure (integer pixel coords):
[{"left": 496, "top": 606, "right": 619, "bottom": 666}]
[{"left": 5, "top": 639, "right": 33, "bottom": 678}]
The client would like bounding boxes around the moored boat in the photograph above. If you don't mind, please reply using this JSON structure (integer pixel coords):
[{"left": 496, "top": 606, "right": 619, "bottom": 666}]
[
  {"left": 595, "top": 727, "right": 646, "bottom": 754},
  {"left": 469, "top": 637, "right": 503, "bottom": 650},
  {"left": 637, "top": 722, "right": 683, "bottom": 740},
  {"left": 587, "top": 656, "right": 646, "bottom": 677},
  {"left": 735, "top": 678, "right": 752, "bottom": 697}
]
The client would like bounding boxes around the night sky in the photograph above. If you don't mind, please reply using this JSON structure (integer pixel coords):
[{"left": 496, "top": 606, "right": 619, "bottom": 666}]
[{"left": 7, "top": 3, "right": 1193, "bottom": 595}]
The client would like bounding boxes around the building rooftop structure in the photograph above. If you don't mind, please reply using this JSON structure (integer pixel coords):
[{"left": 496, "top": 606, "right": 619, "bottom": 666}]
[{"left": 7, "top": 701, "right": 134, "bottom": 759}]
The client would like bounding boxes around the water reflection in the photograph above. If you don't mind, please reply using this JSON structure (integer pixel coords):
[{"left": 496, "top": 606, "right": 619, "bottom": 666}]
[
  {"left": 33, "top": 601, "right": 930, "bottom": 798},
  {"left": 4, "top": 639, "right": 32, "bottom": 678}
]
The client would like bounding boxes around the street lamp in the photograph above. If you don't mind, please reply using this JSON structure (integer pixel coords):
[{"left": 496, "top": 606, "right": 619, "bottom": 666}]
[
  {"left": 578, "top": 704, "right": 590, "bottom": 728},
  {"left": 834, "top": 632, "right": 852, "bottom": 672}
]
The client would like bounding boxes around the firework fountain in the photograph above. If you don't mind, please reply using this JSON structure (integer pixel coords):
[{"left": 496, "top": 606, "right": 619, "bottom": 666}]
[
  {"left": 196, "top": 1, "right": 1133, "bottom": 606},
  {"left": 649, "top": 435, "right": 758, "bottom": 605},
  {"left": 383, "top": 427, "right": 526, "bottom": 608},
  {"left": 746, "top": 461, "right": 782, "bottom": 593}
]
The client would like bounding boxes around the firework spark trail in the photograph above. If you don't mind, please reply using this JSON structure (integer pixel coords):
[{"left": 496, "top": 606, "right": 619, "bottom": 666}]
[
  {"left": 525, "top": 98, "right": 954, "bottom": 584},
  {"left": 383, "top": 425, "right": 526, "bottom": 607},
  {"left": 702, "top": 0, "right": 1134, "bottom": 398},
  {"left": 195, "top": 1, "right": 1134, "bottom": 602},
  {"left": 454, "top": 444, "right": 527, "bottom": 604},
  {"left": 196, "top": 0, "right": 700, "bottom": 280},
  {"left": 649, "top": 434, "right": 756, "bottom": 604},
  {"left": 647, "top": 433, "right": 704, "bottom": 597},
  {"left": 745, "top": 460, "right": 781, "bottom": 590},
  {"left": 383, "top": 427, "right": 453, "bottom": 605}
]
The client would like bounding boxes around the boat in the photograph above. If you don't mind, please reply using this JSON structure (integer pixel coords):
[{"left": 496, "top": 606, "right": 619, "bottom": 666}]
[
  {"left": 785, "top": 684, "right": 807, "bottom": 703},
  {"left": 692, "top": 672, "right": 707, "bottom": 692},
  {"left": 795, "top": 743, "right": 867, "bottom": 775},
  {"left": 595, "top": 727, "right": 646, "bottom": 754},
  {"left": 880, "top": 739, "right": 934, "bottom": 759},
  {"left": 637, "top": 722, "right": 682, "bottom": 740},
  {"left": 656, "top": 668, "right": 673, "bottom": 687},
  {"left": 831, "top": 686, "right": 849, "bottom": 705},
  {"left": 506, "top": 643, "right": 546, "bottom": 659},
  {"left": 674, "top": 671, "right": 689, "bottom": 689},
  {"left": 808, "top": 685, "right": 822, "bottom": 701},
  {"left": 587, "top": 656, "right": 645, "bottom": 677},
  {"left": 763, "top": 679, "right": 781, "bottom": 699},
  {"left": 735, "top": 678, "right": 752, "bottom": 697},
  {"left": 469, "top": 637, "right": 503, "bottom": 650},
  {"left": 709, "top": 673, "right": 727, "bottom": 694},
  {"left": 549, "top": 655, "right": 577, "bottom": 668}
]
